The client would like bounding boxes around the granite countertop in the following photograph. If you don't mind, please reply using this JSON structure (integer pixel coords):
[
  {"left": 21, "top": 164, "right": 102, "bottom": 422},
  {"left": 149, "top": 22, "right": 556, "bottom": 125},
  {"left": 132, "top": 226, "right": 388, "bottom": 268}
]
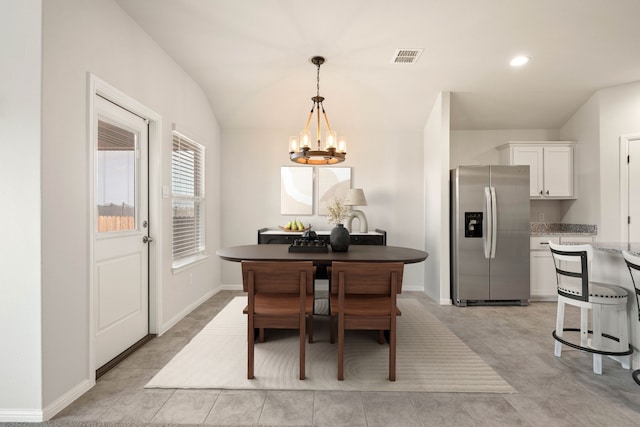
[
  {"left": 530, "top": 222, "right": 597, "bottom": 236},
  {"left": 554, "top": 240, "right": 640, "bottom": 256},
  {"left": 591, "top": 242, "right": 640, "bottom": 256}
]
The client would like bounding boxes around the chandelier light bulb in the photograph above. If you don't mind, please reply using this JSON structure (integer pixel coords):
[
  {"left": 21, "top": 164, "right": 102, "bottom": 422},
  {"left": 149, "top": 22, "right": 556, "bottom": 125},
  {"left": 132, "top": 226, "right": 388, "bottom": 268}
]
[
  {"left": 338, "top": 137, "right": 347, "bottom": 153},
  {"left": 289, "top": 136, "right": 298, "bottom": 153},
  {"left": 300, "top": 130, "right": 311, "bottom": 148},
  {"left": 326, "top": 131, "right": 337, "bottom": 149}
]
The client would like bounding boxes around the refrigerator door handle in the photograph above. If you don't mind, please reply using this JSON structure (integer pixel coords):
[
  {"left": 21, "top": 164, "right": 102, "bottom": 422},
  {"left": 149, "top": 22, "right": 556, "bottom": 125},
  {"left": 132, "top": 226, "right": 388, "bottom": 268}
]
[
  {"left": 483, "top": 187, "right": 492, "bottom": 258},
  {"left": 490, "top": 186, "right": 497, "bottom": 259}
]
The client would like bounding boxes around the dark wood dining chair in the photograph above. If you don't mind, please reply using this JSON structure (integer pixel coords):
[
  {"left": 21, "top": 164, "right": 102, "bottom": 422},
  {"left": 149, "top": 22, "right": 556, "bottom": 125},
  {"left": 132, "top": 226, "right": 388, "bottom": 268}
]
[
  {"left": 241, "top": 261, "right": 315, "bottom": 380},
  {"left": 329, "top": 261, "right": 404, "bottom": 381}
]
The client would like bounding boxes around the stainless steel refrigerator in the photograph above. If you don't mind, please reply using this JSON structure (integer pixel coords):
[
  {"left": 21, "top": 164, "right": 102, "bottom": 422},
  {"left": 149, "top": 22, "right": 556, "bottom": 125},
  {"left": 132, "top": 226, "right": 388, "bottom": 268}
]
[{"left": 450, "top": 165, "right": 530, "bottom": 306}]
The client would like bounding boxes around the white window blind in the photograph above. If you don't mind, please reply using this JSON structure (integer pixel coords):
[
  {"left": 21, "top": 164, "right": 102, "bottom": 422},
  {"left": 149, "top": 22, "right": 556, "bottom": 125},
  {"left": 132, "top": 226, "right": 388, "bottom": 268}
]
[{"left": 172, "top": 132, "right": 205, "bottom": 263}]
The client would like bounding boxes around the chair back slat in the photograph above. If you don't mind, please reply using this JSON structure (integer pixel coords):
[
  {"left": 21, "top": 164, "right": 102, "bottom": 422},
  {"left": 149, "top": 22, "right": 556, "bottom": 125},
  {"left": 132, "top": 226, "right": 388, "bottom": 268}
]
[
  {"left": 330, "top": 262, "right": 404, "bottom": 295},
  {"left": 548, "top": 242, "right": 592, "bottom": 302},
  {"left": 241, "top": 261, "right": 314, "bottom": 294}
]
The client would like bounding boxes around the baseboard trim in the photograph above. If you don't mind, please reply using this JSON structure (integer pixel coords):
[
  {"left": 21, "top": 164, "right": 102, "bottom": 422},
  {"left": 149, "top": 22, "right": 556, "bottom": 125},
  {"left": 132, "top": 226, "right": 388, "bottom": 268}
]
[
  {"left": 157, "top": 288, "right": 220, "bottom": 336},
  {"left": 0, "top": 377, "right": 93, "bottom": 422},
  {"left": 42, "top": 378, "right": 93, "bottom": 421},
  {"left": 0, "top": 409, "right": 44, "bottom": 423}
]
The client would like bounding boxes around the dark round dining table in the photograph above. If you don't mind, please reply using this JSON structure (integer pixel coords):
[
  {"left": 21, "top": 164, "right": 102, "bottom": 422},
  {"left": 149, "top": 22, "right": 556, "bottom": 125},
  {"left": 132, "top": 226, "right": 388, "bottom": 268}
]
[{"left": 216, "top": 244, "right": 428, "bottom": 265}]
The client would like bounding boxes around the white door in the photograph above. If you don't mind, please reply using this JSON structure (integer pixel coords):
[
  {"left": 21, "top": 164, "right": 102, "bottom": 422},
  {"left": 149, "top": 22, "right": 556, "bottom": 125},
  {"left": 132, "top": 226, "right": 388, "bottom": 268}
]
[
  {"left": 629, "top": 138, "right": 640, "bottom": 242},
  {"left": 513, "top": 146, "right": 543, "bottom": 197},
  {"left": 93, "top": 95, "right": 150, "bottom": 369}
]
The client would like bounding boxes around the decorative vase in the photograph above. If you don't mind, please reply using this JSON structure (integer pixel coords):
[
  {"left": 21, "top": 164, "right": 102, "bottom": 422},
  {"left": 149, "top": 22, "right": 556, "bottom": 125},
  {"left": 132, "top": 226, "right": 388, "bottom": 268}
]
[{"left": 330, "top": 224, "right": 350, "bottom": 252}]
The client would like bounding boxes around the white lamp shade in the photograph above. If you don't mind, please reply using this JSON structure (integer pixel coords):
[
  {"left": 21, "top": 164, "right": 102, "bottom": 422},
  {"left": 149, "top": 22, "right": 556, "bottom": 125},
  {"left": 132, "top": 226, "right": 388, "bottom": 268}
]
[{"left": 344, "top": 188, "right": 367, "bottom": 206}]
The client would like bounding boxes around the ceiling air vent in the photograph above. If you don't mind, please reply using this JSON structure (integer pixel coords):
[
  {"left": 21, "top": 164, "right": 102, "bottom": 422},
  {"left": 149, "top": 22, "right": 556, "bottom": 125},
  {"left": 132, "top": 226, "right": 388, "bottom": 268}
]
[{"left": 391, "top": 49, "right": 423, "bottom": 64}]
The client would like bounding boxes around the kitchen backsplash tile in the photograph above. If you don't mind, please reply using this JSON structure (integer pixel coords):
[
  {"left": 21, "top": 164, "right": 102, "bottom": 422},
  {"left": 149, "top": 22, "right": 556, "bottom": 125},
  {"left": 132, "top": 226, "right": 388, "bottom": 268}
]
[{"left": 530, "top": 222, "right": 597, "bottom": 235}]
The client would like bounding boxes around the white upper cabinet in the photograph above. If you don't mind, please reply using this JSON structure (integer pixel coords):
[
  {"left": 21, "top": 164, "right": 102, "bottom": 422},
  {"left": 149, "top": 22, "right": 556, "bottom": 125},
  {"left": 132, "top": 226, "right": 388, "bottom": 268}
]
[
  {"left": 512, "top": 146, "right": 543, "bottom": 197},
  {"left": 499, "top": 141, "right": 576, "bottom": 199},
  {"left": 543, "top": 146, "right": 574, "bottom": 197}
]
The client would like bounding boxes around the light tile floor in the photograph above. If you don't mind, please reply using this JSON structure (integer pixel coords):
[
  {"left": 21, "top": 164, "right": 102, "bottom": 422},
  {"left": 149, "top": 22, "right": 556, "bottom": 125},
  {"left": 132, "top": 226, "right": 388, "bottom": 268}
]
[{"left": 47, "top": 290, "right": 640, "bottom": 426}]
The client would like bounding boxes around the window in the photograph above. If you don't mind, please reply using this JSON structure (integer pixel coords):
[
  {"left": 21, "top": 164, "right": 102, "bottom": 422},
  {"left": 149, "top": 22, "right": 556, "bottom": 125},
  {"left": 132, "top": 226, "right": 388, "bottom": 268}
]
[
  {"left": 172, "top": 131, "right": 205, "bottom": 265},
  {"left": 97, "top": 119, "right": 137, "bottom": 232}
]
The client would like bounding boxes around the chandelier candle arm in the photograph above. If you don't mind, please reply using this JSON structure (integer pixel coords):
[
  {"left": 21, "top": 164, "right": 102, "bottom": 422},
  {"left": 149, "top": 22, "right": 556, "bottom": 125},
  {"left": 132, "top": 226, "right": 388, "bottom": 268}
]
[{"left": 304, "top": 107, "right": 314, "bottom": 135}]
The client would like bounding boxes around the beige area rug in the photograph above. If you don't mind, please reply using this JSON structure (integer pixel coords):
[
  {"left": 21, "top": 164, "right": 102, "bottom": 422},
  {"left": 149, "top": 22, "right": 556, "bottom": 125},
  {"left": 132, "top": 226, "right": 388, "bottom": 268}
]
[{"left": 145, "top": 296, "right": 514, "bottom": 393}]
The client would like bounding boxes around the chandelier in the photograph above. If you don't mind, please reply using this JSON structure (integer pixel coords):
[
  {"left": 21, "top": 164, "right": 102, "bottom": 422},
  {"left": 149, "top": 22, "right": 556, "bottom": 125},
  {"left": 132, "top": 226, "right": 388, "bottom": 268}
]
[{"left": 289, "top": 56, "right": 346, "bottom": 165}]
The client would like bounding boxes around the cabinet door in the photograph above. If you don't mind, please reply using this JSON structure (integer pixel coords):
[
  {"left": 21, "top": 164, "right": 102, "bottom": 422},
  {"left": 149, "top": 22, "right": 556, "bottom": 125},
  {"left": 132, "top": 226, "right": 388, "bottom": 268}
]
[
  {"left": 350, "top": 234, "right": 384, "bottom": 245},
  {"left": 513, "top": 147, "right": 543, "bottom": 197},
  {"left": 543, "top": 146, "right": 573, "bottom": 197},
  {"left": 530, "top": 250, "right": 558, "bottom": 301}
]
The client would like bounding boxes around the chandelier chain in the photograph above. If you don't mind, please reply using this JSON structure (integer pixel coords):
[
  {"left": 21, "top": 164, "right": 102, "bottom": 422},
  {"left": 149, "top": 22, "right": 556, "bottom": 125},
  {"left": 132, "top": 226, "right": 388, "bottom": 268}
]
[{"left": 316, "top": 62, "right": 320, "bottom": 98}]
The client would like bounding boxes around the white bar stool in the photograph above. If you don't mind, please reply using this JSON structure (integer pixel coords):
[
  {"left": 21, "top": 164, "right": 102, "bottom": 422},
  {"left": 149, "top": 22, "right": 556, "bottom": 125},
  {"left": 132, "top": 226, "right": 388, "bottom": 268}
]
[
  {"left": 622, "top": 250, "right": 640, "bottom": 385},
  {"left": 549, "top": 242, "right": 632, "bottom": 374}
]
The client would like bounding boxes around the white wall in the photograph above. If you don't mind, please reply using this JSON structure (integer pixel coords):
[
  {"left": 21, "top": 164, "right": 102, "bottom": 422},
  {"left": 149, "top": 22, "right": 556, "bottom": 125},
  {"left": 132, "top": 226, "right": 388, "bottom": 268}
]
[
  {"left": 450, "top": 129, "right": 560, "bottom": 167},
  {"left": 596, "top": 82, "right": 640, "bottom": 241},
  {"left": 220, "top": 128, "right": 426, "bottom": 290},
  {"left": 0, "top": 0, "right": 43, "bottom": 419},
  {"left": 559, "top": 93, "right": 601, "bottom": 226},
  {"left": 423, "top": 92, "right": 451, "bottom": 304},
  {"left": 560, "top": 81, "right": 640, "bottom": 240},
  {"left": 38, "top": 0, "right": 221, "bottom": 417}
]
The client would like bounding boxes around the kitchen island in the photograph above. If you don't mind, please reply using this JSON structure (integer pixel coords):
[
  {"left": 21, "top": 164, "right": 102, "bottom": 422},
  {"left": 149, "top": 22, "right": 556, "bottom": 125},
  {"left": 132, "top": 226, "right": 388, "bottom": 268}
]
[
  {"left": 588, "top": 243, "right": 640, "bottom": 369},
  {"left": 589, "top": 242, "right": 640, "bottom": 256}
]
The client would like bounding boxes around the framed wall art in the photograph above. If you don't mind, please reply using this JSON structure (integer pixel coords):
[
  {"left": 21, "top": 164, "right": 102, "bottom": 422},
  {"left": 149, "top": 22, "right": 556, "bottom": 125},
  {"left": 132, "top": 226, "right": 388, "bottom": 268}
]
[
  {"left": 280, "top": 166, "right": 313, "bottom": 215},
  {"left": 318, "top": 167, "right": 351, "bottom": 215}
]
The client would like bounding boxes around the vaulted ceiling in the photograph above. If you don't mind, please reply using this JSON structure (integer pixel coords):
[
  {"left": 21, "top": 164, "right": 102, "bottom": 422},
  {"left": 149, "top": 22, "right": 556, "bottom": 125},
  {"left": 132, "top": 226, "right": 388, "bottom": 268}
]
[{"left": 115, "top": 0, "right": 640, "bottom": 131}]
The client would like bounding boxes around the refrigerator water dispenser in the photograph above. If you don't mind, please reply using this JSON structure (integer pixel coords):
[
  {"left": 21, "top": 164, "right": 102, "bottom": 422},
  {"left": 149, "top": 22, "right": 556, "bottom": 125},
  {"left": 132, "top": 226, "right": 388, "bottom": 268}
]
[{"left": 464, "top": 212, "right": 483, "bottom": 238}]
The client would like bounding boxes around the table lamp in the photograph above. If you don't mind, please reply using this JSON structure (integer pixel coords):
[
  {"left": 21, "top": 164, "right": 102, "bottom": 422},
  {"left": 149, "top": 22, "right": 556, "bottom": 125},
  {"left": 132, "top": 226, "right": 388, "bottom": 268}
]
[{"left": 344, "top": 188, "right": 368, "bottom": 233}]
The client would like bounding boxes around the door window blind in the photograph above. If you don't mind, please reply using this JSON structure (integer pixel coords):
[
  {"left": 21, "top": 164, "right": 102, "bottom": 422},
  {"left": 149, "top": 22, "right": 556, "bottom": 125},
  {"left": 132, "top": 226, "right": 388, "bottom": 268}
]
[{"left": 172, "top": 132, "right": 205, "bottom": 263}]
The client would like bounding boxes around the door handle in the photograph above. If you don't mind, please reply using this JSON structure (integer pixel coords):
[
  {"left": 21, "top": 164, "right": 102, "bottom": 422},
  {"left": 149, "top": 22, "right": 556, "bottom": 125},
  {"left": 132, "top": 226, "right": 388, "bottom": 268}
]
[
  {"left": 546, "top": 190, "right": 549, "bottom": 196},
  {"left": 483, "top": 187, "right": 492, "bottom": 259},
  {"left": 490, "top": 187, "right": 497, "bottom": 259},
  {"left": 143, "top": 236, "right": 154, "bottom": 244}
]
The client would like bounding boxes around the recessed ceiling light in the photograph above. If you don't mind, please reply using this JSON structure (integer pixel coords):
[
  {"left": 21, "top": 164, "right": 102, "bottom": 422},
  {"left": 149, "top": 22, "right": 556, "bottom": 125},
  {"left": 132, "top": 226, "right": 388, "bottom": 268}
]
[{"left": 510, "top": 55, "right": 530, "bottom": 67}]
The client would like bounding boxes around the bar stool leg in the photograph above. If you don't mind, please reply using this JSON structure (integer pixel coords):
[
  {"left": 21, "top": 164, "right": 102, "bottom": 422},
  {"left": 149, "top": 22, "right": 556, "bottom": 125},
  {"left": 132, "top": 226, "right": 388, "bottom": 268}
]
[
  {"left": 580, "top": 306, "right": 589, "bottom": 348},
  {"left": 617, "top": 305, "right": 631, "bottom": 369},
  {"left": 592, "top": 305, "right": 602, "bottom": 375},
  {"left": 554, "top": 299, "right": 565, "bottom": 357}
]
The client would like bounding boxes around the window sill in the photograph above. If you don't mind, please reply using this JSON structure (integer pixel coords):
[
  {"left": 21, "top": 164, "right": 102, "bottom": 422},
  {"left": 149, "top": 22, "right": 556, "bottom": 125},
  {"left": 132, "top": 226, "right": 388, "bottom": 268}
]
[{"left": 172, "top": 253, "right": 208, "bottom": 274}]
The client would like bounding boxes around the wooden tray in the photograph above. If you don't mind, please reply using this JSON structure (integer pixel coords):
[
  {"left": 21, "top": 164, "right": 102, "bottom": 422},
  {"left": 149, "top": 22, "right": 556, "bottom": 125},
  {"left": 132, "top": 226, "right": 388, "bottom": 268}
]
[
  {"left": 288, "top": 240, "right": 328, "bottom": 253},
  {"left": 278, "top": 225, "right": 310, "bottom": 232}
]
